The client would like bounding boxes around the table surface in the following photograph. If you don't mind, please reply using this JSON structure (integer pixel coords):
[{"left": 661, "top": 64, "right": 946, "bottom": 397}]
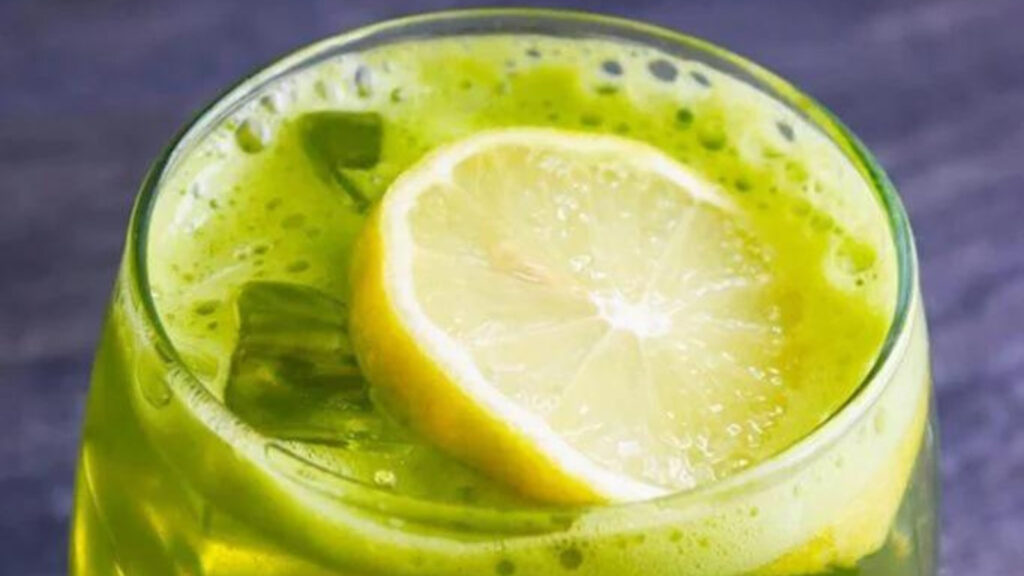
[{"left": 2, "top": 1, "right": 1022, "bottom": 574}]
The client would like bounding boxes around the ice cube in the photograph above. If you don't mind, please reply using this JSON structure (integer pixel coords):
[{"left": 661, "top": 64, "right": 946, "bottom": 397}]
[
  {"left": 224, "top": 282, "right": 533, "bottom": 507},
  {"left": 297, "top": 111, "right": 382, "bottom": 211},
  {"left": 225, "top": 281, "right": 377, "bottom": 443}
]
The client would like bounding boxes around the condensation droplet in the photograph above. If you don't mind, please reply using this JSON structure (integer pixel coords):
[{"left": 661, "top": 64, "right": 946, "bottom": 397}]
[{"left": 137, "top": 357, "right": 172, "bottom": 408}]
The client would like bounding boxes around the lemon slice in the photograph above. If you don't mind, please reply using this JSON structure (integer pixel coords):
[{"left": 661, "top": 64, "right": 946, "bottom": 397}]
[{"left": 350, "top": 128, "right": 786, "bottom": 504}]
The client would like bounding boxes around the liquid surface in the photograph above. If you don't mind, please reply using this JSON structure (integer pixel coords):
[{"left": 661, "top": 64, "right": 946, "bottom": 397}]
[{"left": 145, "top": 33, "right": 903, "bottom": 573}]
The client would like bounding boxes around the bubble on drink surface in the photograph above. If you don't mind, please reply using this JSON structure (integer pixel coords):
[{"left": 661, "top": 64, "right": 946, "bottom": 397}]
[
  {"left": 810, "top": 211, "right": 833, "bottom": 232},
  {"left": 193, "top": 300, "right": 220, "bottom": 316},
  {"left": 601, "top": 59, "right": 623, "bottom": 76},
  {"left": 313, "top": 78, "right": 343, "bottom": 102},
  {"left": 647, "top": 58, "right": 678, "bottom": 82},
  {"left": 235, "top": 118, "right": 271, "bottom": 154},
  {"left": 837, "top": 237, "right": 877, "bottom": 273},
  {"left": 259, "top": 88, "right": 290, "bottom": 113},
  {"left": 826, "top": 235, "right": 878, "bottom": 291},
  {"left": 558, "top": 547, "right": 584, "bottom": 570},
  {"left": 776, "top": 120, "right": 796, "bottom": 142},
  {"left": 675, "top": 107, "right": 695, "bottom": 128},
  {"left": 355, "top": 65, "right": 373, "bottom": 98},
  {"left": 690, "top": 70, "right": 712, "bottom": 87},
  {"left": 285, "top": 260, "right": 310, "bottom": 274},
  {"left": 373, "top": 469, "right": 398, "bottom": 488},
  {"left": 698, "top": 126, "right": 728, "bottom": 151},
  {"left": 280, "top": 213, "right": 306, "bottom": 230}
]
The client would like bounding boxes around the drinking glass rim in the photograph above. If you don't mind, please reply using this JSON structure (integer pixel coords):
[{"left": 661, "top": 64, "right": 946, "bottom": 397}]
[{"left": 125, "top": 7, "right": 917, "bottom": 515}]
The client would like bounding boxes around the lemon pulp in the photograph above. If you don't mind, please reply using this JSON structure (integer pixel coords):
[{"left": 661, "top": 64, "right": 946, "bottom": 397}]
[{"left": 352, "top": 128, "right": 798, "bottom": 502}]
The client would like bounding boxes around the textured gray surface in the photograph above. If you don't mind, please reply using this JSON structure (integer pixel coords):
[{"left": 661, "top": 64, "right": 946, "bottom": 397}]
[{"left": 1, "top": 1, "right": 1022, "bottom": 574}]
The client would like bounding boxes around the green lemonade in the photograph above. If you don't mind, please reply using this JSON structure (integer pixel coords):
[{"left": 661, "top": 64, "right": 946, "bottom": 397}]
[{"left": 73, "top": 17, "right": 936, "bottom": 576}]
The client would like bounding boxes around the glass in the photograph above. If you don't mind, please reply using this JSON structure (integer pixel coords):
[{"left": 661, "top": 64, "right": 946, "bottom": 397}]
[{"left": 70, "top": 9, "right": 937, "bottom": 576}]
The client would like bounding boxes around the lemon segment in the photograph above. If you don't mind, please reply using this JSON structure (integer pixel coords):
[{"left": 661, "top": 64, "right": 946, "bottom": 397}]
[{"left": 350, "top": 127, "right": 794, "bottom": 504}]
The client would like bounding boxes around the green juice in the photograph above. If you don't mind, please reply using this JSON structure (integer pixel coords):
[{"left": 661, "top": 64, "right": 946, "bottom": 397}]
[{"left": 72, "top": 17, "right": 936, "bottom": 576}]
